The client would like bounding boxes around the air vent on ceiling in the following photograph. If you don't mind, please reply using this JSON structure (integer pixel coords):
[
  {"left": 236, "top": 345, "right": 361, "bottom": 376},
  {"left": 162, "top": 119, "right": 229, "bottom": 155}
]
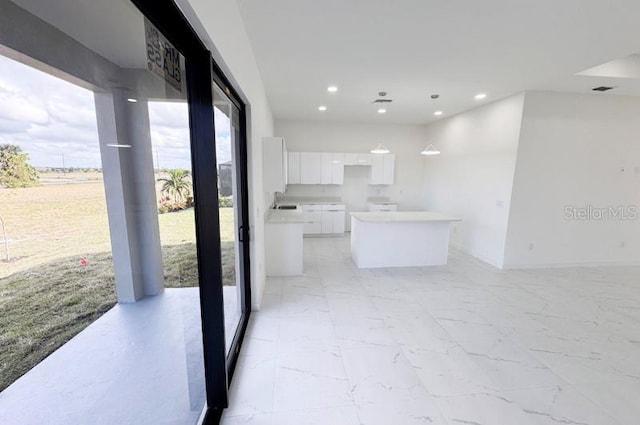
[
  {"left": 372, "top": 98, "right": 393, "bottom": 104},
  {"left": 592, "top": 86, "right": 614, "bottom": 92}
]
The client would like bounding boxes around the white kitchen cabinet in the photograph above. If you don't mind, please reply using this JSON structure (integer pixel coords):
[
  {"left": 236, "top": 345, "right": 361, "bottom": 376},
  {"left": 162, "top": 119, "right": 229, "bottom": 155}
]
[
  {"left": 357, "top": 153, "right": 373, "bottom": 166},
  {"left": 343, "top": 153, "right": 358, "bottom": 165},
  {"left": 320, "top": 152, "right": 333, "bottom": 184},
  {"left": 287, "top": 152, "right": 301, "bottom": 184},
  {"left": 370, "top": 154, "right": 384, "bottom": 184},
  {"left": 321, "top": 204, "right": 346, "bottom": 234},
  {"left": 265, "top": 218, "right": 303, "bottom": 276},
  {"left": 263, "top": 136, "right": 287, "bottom": 192},
  {"left": 382, "top": 153, "right": 395, "bottom": 184},
  {"left": 301, "top": 204, "right": 322, "bottom": 234},
  {"left": 300, "top": 152, "right": 322, "bottom": 184},
  {"left": 332, "top": 209, "right": 346, "bottom": 234},
  {"left": 370, "top": 153, "right": 395, "bottom": 185},
  {"left": 331, "top": 153, "right": 344, "bottom": 184},
  {"left": 321, "top": 209, "right": 334, "bottom": 234}
]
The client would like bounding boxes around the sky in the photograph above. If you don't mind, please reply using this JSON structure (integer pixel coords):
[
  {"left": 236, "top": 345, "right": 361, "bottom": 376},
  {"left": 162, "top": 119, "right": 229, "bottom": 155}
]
[{"left": 0, "top": 54, "right": 232, "bottom": 170}]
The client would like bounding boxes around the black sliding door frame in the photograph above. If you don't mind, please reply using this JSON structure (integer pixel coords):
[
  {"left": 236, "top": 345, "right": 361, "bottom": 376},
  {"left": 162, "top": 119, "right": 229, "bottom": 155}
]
[{"left": 130, "top": 1, "right": 252, "bottom": 423}]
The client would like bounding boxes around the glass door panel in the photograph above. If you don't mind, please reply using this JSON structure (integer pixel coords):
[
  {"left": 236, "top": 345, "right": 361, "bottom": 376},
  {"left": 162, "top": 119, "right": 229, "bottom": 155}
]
[
  {"left": 0, "top": 2, "right": 208, "bottom": 424},
  {"left": 212, "top": 83, "right": 244, "bottom": 354}
]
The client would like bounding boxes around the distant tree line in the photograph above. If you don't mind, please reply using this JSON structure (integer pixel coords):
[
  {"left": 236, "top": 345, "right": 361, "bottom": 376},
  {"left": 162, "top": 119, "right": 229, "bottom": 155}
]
[{"left": 36, "top": 167, "right": 103, "bottom": 173}]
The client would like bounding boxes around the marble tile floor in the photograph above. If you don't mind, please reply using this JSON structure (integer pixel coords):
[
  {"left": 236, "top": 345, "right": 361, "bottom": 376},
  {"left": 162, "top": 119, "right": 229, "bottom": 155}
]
[{"left": 222, "top": 237, "right": 640, "bottom": 425}]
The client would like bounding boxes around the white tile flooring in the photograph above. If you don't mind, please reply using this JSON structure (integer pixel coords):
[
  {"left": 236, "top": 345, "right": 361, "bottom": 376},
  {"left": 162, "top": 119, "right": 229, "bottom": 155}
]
[{"left": 222, "top": 237, "right": 640, "bottom": 425}]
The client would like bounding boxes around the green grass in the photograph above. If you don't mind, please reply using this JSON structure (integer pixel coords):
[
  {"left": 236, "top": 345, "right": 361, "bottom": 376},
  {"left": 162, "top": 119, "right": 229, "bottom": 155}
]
[
  {"left": 0, "top": 252, "right": 116, "bottom": 392},
  {"left": 161, "top": 241, "right": 236, "bottom": 287},
  {"left": 0, "top": 181, "right": 238, "bottom": 391},
  {"left": 0, "top": 240, "right": 236, "bottom": 392}
]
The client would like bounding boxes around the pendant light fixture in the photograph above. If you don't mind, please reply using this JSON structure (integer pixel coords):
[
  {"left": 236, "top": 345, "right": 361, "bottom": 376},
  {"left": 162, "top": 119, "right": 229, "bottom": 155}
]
[
  {"left": 371, "top": 143, "right": 390, "bottom": 154},
  {"left": 420, "top": 144, "right": 440, "bottom": 156}
]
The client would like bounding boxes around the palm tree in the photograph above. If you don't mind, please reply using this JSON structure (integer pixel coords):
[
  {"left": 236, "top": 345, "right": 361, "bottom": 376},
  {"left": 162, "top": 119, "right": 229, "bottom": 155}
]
[{"left": 158, "top": 169, "right": 191, "bottom": 203}]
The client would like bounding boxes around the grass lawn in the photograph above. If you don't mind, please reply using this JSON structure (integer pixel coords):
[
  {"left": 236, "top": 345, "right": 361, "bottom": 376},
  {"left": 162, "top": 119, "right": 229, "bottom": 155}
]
[{"left": 0, "top": 181, "right": 237, "bottom": 391}]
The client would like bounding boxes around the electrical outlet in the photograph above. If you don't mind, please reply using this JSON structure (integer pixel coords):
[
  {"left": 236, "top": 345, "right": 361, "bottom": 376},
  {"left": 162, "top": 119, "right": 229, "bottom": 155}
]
[
  {"left": 496, "top": 200, "right": 504, "bottom": 207},
  {"left": 620, "top": 241, "right": 626, "bottom": 248},
  {"left": 528, "top": 243, "right": 534, "bottom": 251}
]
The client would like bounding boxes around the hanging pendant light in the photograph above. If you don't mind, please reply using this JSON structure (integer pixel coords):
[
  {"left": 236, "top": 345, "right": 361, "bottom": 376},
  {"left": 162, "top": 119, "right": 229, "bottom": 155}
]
[
  {"left": 420, "top": 144, "right": 440, "bottom": 155},
  {"left": 371, "top": 143, "right": 390, "bottom": 154}
]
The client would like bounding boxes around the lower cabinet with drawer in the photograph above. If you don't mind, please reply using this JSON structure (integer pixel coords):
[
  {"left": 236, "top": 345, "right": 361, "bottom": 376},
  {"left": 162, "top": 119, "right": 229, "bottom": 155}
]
[
  {"left": 301, "top": 204, "right": 322, "bottom": 234},
  {"left": 301, "top": 203, "right": 345, "bottom": 235},
  {"left": 321, "top": 204, "right": 346, "bottom": 234}
]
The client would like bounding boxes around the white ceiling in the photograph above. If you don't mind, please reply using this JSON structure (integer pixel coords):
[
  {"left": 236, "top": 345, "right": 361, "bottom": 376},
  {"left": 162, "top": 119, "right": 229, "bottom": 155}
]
[{"left": 237, "top": 0, "right": 640, "bottom": 125}]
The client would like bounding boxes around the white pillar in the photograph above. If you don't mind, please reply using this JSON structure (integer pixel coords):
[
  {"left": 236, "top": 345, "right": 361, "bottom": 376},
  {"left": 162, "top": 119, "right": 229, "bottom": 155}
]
[{"left": 94, "top": 89, "right": 164, "bottom": 303}]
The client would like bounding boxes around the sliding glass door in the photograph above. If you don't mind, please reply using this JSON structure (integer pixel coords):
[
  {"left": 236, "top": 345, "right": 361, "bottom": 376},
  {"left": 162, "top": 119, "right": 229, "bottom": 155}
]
[{"left": 212, "top": 73, "right": 251, "bottom": 366}]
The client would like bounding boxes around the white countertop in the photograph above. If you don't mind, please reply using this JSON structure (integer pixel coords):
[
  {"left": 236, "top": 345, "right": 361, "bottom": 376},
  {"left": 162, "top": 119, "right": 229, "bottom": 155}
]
[
  {"left": 276, "top": 196, "right": 343, "bottom": 205},
  {"left": 266, "top": 209, "right": 305, "bottom": 224},
  {"left": 350, "top": 211, "right": 461, "bottom": 223}
]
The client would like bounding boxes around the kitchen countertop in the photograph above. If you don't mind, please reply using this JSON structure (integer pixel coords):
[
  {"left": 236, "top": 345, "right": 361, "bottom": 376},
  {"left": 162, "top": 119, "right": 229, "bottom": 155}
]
[
  {"left": 350, "top": 211, "right": 461, "bottom": 223},
  {"left": 266, "top": 208, "right": 305, "bottom": 224},
  {"left": 276, "top": 196, "right": 343, "bottom": 204}
]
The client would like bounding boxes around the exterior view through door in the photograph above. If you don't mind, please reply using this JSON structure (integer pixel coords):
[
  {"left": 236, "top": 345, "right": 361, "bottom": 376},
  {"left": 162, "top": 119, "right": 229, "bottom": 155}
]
[{"left": 0, "top": 0, "right": 252, "bottom": 423}]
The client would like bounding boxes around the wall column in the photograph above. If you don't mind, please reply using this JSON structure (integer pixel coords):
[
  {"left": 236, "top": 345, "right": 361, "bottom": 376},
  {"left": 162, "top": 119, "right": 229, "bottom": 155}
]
[{"left": 94, "top": 88, "right": 164, "bottom": 303}]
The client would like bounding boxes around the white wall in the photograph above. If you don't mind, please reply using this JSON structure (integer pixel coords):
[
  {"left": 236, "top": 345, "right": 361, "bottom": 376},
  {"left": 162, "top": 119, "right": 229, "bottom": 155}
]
[
  {"left": 275, "top": 120, "right": 426, "bottom": 230},
  {"left": 180, "top": 0, "right": 274, "bottom": 309},
  {"left": 504, "top": 91, "right": 640, "bottom": 267},
  {"left": 421, "top": 93, "right": 525, "bottom": 268}
]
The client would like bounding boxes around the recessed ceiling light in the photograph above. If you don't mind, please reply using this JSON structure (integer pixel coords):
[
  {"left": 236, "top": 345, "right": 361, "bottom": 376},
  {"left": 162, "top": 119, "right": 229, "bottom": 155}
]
[
  {"left": 327, "top": 86, "right": 338, "bottom": 93},
  {"left": 475, "top": 93, "right": 487, "bottom": 100},
  {"left": 434, "top": 111, "right": 443, "bottom": 116},
  {"left": 127, "top": 98, "right": 138, "bottom": 103},
  {"left": 378, "top": 108, "right": 387, "bottom": 114},
  {"left": 318, "top": 105, "right": 327, "bottom": 111}
]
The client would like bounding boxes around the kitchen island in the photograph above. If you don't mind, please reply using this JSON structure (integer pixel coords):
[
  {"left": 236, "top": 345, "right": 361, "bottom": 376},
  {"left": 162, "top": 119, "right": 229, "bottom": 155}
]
[{"left": 350, "top": 211, "right": 461, "bottom": 268}]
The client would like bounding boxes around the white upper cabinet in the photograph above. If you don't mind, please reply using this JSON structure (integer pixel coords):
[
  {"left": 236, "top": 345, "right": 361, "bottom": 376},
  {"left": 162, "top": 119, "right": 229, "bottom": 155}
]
[
  {"left": 283, "top": 150, "right": 393, "bottom": 186},
  {"left": 382, "top": 153, "right": 395, "bottom": 184},
  {"left": 287, "top": 151, "right": 301, "bottom": 184},
  {"left": 263, "top": 136, "right": 287, "bottom": 192},
  {"left": 370, "top": 154, "right": 384, "bottom": 184},
  {"left": 357, "top": 153, "right": 373, "bottom": 166},
  {"left": 300, "top": 152, "right": 322, "bottom": 184},
  {"left": 370, "top": 153, "right": 395, "bottom": 185},
  {"left": 320, "top": 152, "right": 333, "bottom": 184},
  {"left": 343, "top": 153, "right": 358, "bottom": 166},
  {"left": 331, "top": 153, "right": 344, "bottom": 184}
]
